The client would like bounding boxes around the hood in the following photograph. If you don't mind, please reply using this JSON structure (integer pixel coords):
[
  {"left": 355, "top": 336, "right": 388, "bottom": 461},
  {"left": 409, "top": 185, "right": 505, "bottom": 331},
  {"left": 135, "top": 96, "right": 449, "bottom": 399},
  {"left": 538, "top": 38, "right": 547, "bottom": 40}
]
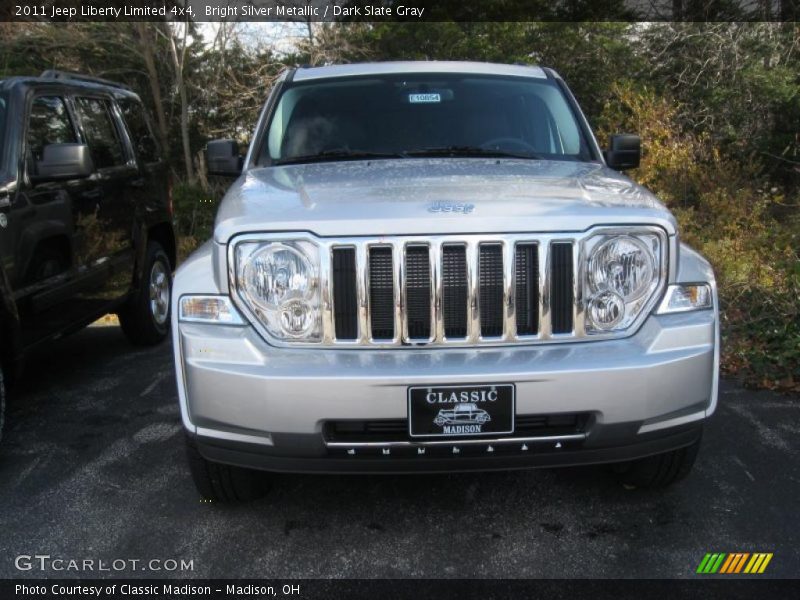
[{"left": 213, "top": 158, "right": 676, "bottom": 243}]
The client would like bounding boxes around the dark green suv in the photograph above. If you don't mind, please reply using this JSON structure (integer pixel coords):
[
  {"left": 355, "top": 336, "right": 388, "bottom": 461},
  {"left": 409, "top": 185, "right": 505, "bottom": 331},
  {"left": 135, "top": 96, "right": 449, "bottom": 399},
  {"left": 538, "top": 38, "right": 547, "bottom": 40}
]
[{"left": 0, "top": 71, "right": 176, "bottom": 441}]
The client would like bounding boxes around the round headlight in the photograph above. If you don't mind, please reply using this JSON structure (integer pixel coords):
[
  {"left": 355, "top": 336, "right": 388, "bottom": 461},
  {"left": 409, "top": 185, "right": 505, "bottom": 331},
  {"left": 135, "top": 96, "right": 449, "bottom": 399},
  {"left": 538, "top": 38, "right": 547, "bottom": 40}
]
[
  {"left": 242, "top": 244, "right": 314, "bottom": 310},
  {"left": 588, "top": 236, "right": 655, "bottom": 301},
  {"left": 279, "top": 299, "right": 316, "bottom": 337},
  {"left": 588, "top": 290, "right": 625, "bottom": 330}
]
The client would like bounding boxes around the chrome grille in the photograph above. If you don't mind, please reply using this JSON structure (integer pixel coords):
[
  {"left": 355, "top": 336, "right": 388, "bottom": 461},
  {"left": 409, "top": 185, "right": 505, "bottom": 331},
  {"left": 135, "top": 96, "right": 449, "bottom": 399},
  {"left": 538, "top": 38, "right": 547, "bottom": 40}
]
[
  {"left": 322, "top": 234, "right": 581, "bottom": 347},
  {"left": 478, "top": 244, "right": 504, "bottom": 337},
  {"left": 367, "top": 247, "right": 394, "bottom": 340},
  {"left": 442, "top": 245, "right": 468, "bottom": 338},
  {"left": 405, "top": 245, "right": 432, "bottom": 340},
  {"left": 515, "top": 243, "right": 539, "bottom": 335}
]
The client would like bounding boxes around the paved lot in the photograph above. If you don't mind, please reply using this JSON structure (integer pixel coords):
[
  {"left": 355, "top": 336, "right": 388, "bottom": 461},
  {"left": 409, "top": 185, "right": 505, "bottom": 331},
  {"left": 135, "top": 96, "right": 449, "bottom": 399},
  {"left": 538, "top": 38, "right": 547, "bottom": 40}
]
[{"left": 1, "top": 325, "right": 798, "bottom": 579}]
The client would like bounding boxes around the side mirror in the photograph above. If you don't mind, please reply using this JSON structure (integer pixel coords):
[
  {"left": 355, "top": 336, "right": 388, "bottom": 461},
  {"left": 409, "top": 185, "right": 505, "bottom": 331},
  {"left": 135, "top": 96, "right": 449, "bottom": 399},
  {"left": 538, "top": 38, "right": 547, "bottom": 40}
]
[
  {"left": 33, "top": 143, "right": 94, "bottom": 181},
  {"left": 207, "top": 139, "right": 243, "bottom": 177},
  {"left": 604, "top": 134, "right": 641, "bottom": 170}
]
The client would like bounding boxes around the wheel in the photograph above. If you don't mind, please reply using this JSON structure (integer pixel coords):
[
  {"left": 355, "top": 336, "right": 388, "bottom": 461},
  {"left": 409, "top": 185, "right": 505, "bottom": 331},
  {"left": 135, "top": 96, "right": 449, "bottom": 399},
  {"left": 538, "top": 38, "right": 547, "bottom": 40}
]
[
  {"left": 0, "top": 365, "right": 5, "bottom": 444},
  {"left": 118, "top": 241, "right": 172, "bottom": 346},
  {"left": 610, "top": 432, "right": 702, "bottom": 489},
  {"left": 184, "top": 434, "right": 271, "bottom": 503}
]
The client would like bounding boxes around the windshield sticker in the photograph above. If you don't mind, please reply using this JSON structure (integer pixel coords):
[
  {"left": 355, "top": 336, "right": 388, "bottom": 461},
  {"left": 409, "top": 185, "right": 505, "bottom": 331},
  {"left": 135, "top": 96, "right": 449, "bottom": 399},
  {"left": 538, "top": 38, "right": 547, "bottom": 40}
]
[{"left": 409, "top": 93, "right": 441, "bottom": 104}]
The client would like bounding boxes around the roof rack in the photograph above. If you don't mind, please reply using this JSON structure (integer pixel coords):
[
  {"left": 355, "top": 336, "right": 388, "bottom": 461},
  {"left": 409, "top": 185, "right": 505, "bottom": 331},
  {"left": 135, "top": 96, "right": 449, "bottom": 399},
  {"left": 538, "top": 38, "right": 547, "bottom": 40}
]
[{"left": 39, "top": 70, "right": 131, "bottom": 91}]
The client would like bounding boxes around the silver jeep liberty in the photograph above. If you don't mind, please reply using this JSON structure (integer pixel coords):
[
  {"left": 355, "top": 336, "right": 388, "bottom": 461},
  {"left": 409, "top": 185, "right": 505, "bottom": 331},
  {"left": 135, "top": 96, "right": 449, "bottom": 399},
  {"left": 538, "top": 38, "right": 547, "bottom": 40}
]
[{"left": 172, "top": 62, "right": 719, "bottom": 501}]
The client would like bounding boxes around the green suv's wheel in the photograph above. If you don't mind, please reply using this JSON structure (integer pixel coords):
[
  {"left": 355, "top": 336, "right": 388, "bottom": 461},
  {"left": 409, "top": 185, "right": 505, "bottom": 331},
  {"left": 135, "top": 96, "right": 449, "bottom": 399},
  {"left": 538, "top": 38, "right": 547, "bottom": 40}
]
[
  {"left": 119, "top": 241, "right": 172, "bottom": 346},
  {"left": 610, "top": 432, "right": 702, "bottom": 489},
  {"left": 185, "top": 435, "right": 271, "bottom": 503}
]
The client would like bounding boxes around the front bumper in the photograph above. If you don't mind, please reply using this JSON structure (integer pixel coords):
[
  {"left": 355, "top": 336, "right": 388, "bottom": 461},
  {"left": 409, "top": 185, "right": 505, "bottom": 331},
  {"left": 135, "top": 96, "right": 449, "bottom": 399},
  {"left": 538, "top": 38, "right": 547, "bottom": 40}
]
[{"left": 174, "top": 304, "right": 718, "bottom": 473}]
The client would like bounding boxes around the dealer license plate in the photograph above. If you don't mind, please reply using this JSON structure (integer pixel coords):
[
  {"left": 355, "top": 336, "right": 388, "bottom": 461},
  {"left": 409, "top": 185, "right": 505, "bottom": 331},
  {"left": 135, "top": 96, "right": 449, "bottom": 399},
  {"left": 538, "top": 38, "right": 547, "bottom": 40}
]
[{"left": 408, "top": 384, "right": 515, "bottom": 438}]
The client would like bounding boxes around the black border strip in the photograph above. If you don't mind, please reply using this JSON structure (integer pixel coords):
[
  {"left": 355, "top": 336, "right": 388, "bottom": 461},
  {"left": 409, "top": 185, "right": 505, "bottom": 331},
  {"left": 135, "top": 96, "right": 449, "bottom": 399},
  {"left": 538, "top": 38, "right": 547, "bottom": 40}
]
[
  {"left": 2, "top": 1, "right": 798, "bottom": 23},
  {"left": 2, "top": 578, "right": 799, "bottom": 600}
]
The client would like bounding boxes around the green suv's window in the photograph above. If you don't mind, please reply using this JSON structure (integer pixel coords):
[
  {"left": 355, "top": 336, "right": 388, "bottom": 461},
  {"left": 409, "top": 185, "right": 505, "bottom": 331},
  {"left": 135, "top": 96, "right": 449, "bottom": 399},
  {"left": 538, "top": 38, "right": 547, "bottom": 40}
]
[
  {"left": 75, "top": 97, "right": 126, "bottom": 169},
  {"left": 27, "top": 96, "right": 78, "bottom": 164},
  {"left": 263, "top": 74, "right": 591, "bottom": 165},
  {"left": 118, "top": 97, "right": 160, "bottom": 163}
]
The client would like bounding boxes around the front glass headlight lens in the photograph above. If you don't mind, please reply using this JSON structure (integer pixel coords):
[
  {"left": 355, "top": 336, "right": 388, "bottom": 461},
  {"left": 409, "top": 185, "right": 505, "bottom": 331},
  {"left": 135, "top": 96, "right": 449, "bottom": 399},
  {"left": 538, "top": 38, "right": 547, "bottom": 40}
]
[
  {"left": 235, "top": 240, "right": 321, "bottom": 341},
  {"left": 587, "top": 290, "right": 625, "bottom": 330},
  {"left": 242, "top": 245, "right": 314, "bottom": 310},
  {"left": 588, "top": 236, "right": 655, "bottom": 301},
  {"left": 584, "top": 231, "right": 662, "bottom": 334}
]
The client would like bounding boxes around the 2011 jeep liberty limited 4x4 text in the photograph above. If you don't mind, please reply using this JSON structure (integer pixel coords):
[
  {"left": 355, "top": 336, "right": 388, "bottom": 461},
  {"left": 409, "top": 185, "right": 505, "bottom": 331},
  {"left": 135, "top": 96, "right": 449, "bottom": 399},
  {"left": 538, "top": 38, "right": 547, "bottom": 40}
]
[{"left": 173, "top": 62, "right": 719, "bottom": 501}]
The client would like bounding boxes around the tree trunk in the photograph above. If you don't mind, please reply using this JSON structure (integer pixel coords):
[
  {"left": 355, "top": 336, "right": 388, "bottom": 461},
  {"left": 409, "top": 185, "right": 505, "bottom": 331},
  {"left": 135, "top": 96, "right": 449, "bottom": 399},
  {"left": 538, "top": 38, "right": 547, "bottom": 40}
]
[{"left": 133, "top": 23, "right": 170, "bottom": 155}]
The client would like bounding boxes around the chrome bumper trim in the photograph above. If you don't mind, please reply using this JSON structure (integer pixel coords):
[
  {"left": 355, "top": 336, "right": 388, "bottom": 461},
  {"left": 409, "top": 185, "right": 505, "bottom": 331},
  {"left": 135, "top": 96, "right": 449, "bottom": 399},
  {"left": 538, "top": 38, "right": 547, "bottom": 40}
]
[{"left": 325, "top": 433, "right": 587, "bottom": 449}]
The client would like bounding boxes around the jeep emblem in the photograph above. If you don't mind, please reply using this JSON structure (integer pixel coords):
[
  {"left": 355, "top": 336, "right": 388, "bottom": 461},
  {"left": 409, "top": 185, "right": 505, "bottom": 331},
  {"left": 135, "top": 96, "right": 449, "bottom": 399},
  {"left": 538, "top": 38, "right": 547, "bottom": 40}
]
[{"left": 428, "top": 202, "right": 475, "bottom": 214}]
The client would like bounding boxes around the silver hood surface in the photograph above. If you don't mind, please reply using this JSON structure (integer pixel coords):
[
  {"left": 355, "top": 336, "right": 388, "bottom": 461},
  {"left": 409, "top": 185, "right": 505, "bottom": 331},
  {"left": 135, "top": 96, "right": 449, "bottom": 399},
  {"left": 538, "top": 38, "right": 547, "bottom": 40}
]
[{"left": 213, "top": 158, "right": 677, "bottom": 243}]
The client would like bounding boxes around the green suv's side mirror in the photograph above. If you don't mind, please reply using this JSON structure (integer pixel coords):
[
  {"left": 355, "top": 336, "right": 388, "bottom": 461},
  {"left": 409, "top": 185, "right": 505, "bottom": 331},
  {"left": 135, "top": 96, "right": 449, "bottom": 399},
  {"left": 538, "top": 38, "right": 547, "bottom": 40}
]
[{"left": 33, "top": 143, "right": 94, "bottom": 181}]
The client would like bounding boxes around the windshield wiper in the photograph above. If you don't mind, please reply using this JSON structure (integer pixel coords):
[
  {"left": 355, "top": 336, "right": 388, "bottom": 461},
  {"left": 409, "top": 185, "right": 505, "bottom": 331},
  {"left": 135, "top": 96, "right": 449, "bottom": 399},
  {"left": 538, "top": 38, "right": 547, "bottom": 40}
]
[
  {"left": 405, "top": 145, "right": 542, "bottom": 160},
  {"left": 274, "top": 149, "right": 406, "bottom": 165}
]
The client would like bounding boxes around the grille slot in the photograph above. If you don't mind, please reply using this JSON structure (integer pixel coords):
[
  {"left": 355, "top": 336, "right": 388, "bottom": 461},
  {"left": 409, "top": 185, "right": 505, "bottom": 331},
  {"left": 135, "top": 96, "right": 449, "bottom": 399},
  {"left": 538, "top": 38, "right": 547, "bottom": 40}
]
[
  {"left": 405, "top": 245, "right": 432, "bottom": 340},
  {"left": 368, "top": 247, "right": 394, "bottom": 340},
  {"left": 479, "top": 244, "right": 504, "bottom": 337},
  {"left": 550, "top": 242, "right": 574, "bottom": 334},
  {"left": 515, "top": 243, "right": 539, "bottom": 335},
  {"left": 332, "top": 247, "right": 358, "bottom": 340},
  {"left": 442, "top": 245, "right": 468, "bottom": 338}
]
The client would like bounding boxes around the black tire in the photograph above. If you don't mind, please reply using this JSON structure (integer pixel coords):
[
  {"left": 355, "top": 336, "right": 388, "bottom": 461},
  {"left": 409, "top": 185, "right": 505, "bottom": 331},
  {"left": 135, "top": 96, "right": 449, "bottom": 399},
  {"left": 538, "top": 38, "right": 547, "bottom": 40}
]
[
  {"left": 0, "top": 365, "right": 5, "bottom": 444},
  {"left": 185, "top": 434, "right": 271, "bottom": 503},
  {"left": 610, "top": 433, "right": 702, "bottom": 489},
  {"left": 119, "top": 241, "right": 172, "bottom": 346}
]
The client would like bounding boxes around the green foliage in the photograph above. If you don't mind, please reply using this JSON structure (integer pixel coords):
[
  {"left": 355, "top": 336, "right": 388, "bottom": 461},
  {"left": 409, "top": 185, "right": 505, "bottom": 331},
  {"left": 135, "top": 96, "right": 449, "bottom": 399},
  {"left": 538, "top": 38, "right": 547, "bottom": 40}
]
[
  {"left": 337, "top": 22, "right": 636, "bottom": 119},
  {"left": 637, "top": 23, "right": 800, "bottom": 186},
  {"left": 598, "top": 83, "right": 800, "bottom": 391},
  {"left": 2, "top": 21, "right": 797, "bottom": 390},
  {"left": 171, "top": 182, "right": 219, "bottom": 258}
]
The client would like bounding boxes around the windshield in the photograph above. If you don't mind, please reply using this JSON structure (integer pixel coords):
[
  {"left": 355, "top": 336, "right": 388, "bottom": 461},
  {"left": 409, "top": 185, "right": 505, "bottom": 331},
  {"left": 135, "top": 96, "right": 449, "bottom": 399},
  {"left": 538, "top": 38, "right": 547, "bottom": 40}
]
[{"left": 261, "top": 73, "right": 593, "bottom": 166}]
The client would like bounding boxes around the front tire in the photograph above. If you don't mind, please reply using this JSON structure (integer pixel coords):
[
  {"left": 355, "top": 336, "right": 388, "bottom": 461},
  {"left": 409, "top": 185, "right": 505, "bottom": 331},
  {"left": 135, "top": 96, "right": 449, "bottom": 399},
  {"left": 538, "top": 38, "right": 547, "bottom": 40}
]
[
  {"left": 185, "top": 435, "right": 271, "bottom": 503},
  {"left": 610, "top": 432, "right": 702, "bottom": 489},
  {"left": 119, "top": 241, "right": 172, "bottom": 346}
]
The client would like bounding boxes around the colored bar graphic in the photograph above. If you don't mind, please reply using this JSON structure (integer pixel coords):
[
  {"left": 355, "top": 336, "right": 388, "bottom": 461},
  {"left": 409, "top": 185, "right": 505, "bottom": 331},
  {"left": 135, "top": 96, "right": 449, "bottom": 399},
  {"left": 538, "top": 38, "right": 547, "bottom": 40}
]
[
  {"left": 719, "top": 554, "right": 735, "bottom": 573},
  {"left": 697, "top": 553, "right": 727, "bottom": 573},
  {"left": 720, "top": 553, "right": 749, "bottom": 573},
  {"left": 698, "top": 552, "right": 773, "bottom": 574},
  {"left": 758, "top": 554, "right": 773, "bottom": 573},
  {"left": 696, "top": 553, "right": 713, "bottom": 573},
  {"left": 735, "top": 553, "right": 750, "bottom": 573}
]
